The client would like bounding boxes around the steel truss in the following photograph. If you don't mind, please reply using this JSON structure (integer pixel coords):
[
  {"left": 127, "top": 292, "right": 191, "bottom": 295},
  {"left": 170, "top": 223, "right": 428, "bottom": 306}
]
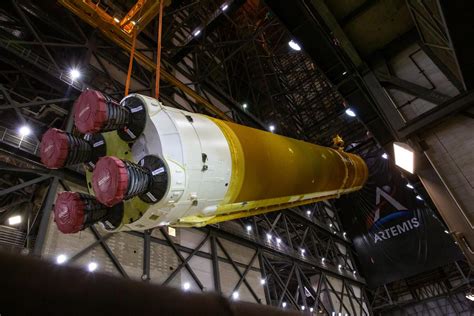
[{"left": 369, "top": 260, "right": 473, "bottom": 315}]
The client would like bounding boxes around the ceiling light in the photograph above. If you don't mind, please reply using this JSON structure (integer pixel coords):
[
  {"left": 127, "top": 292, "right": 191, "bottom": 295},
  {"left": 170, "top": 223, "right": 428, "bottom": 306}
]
[
  {"left": 444, "top": 230, "right": 449, "bottom": 234},
  {"left": 260, "top": 278, "right": 266, "bottom": 285},
  {"left": 182, "top": 282, "right": 191, "bottom": 291},
  {"left": 382, "top": 153, "right": 388, "bottom": 159},
  {"left": 393, "top": 142, "right": 414, "bottom": 174},
  {"left": 288, "top": 40, "right": 301, "bottom": 51},
  {"left": 19, "top": 125, "right": 31, "bottom": 137},
  {"left": 465, "top": 288, "right": 474, "bottom": 301},
  {"left": 232, "top": 291, "right": 239, "bottom": 300},
  {"left": 246, "top": 225, "right": 252, "bottom": 232},
  {"left": 416, "top": 195, "right": 423, "bottom": 201},
  {"left": 406, "top": 183, "right": 414, "bottom": 189},
  {"left": 353, "top": 270, "right": 357, "bottom": 275},
  {"left": 343, "top": 232, "right": 347, "bottom": 238},
  {"left": 282, "top": 302, "right": 287, "bottom": 308},
  {"left": 193, "top": 29, "right": 201, "bottom": 37},
  {"left": 276, "top": 237, "right": 281, "bottom": 244},
  {"left": 338, "top": 264, "right": 342, "bottom": 270},
  {"left": 69, "top": 68, "right": 81, "bottom": 80},
  {"left": 329, "top": 223, "right": 333, "bottom": 228},
  {"left": 266, "top": 233, "right": 272, "bottom": 241},
  {"left": 269, "top": 125, "right": 275, "bottom": 132},
  {"left": 310, "top": 307, "right": 314, "bottom": 312},
  {"left": 301, "top": 248, "right": 306, "bottom": 255},
  {"left": 221, "top": 4, "right": 229, "bottom": 11},
  {"left": 8, "top": 215, "right": 21, "bottom": 225},
  {"left": 321, "top": 257, "right": 326, "bottom": 264},
  {"left": 342, "top": 71, "right": 347, "bottom": 75},
  {"left": 301, "top": 306, "right": 306, "bottom": 311},
  {"left": 56, "top": 254, "right": 67, "bottom": 264},
  {"left": 131, "top": 21, "right": 136, "bottom": 25},
  {"left": 345, "top": 108, "right": 356, "bottom": 117},
  {"left": 87, "top": 262, "right": 98, "bottom": 272},
  {"left": 306, "top": 210, "right": 311, "bottom": 216},
  {"left": 242, "top": 103, "right": 248, "bottom": 109},
  {"left": 113, "top": 17, "right": 120, "bottom": 23}
]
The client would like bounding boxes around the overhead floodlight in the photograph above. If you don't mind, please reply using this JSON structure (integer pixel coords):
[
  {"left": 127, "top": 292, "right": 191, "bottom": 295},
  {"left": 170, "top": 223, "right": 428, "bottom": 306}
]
[
  {"left": 406, "top": 183, "right": 414, "bottom": 189},
  {"left": 306, "top": 210, "right": 311, "bottom": 216},
  {"left": 242, "top": 103, "right": 248, "bottom": 109},
  {"left": 131, "top": 21, "right": 136, "bottom": 25},
  {"left": 416, "top": 195, "right": 423, "bottom": 201},
  {"left": 466, "top": 288, "right": 474, "bottom": 301},
  {"left": 288, "top": 40, "right": 301, "bottom": 51},
  {"left": 182, "top": 282, "right": 191, "bottom": 291},
  {"left": 393, "top": 142, "right": 414, "bottom": 174},
  {"left": 266, "top": 233, "right": 272, "bottom": 241},
  {"left": 301, "top": 306, "right": 306, "bottom": 311},
  {"left": 300, "top": 248, "right": 306, "bottom": 255},
  {"left": 321, "top": 257, "right": 326, "bottom": 264},
  {"left": 88, "top": 262, "right": 98, "bottom": 272},
  {"left": 353, "top": 270, "right": 357, "bottom": 275},
  {"left": 260, "top": 278, "right": 266, "bottom": 285},
  {"left": 310, "top": 307, "right": 314, "bottom": 312},
  {"left": 113, "top": 17, "right": 120, "bottom": 23},
  {"left": 345, "top": 108, "right": 356, "bottom": 117},
  {"left": 19, "top": 125, "right": 31, "bottom": 137},
  {"left": 8, "top": 215, "right": 22, "bottom": 225},
  {"left": 338, "top": 264, "right": 342, "bottom": 270},
  {"left": 282, "top": 302, "right": 287, "bottom": 308},
  {"left": 56, "top": 254, "right": 67, "bottom": 264},
  {"left": 276, "top": 237, "right": 281, "bottom": 244},
  {"left": 342, "top": 71, "right": 347, "bottom": 75},
  {"left": 444, "top": 230, "right": 449, "bottom": 234},
  {"left": 381, "top": 153, "right": 388, "bottom": 159},
  {"left": 246, "top": 225, "right": 252, "bottom": 232},
  {"left": 329, "top": 223, "right": 333, "bottom": 228},
  {"left": 193, "top": 29, "right": 201, "bottom": 37},
  {"left": 69, "top": 68, "right": 81, "bottom": 80},
  {"left": 232, "top": 291, "right": 239, "bottom": 300},
  {"left": 221, "top": 4, "right": 229, "bottom": 11},
  {"left": 269, "top": 125, "right": 275, "bottom": 132}
]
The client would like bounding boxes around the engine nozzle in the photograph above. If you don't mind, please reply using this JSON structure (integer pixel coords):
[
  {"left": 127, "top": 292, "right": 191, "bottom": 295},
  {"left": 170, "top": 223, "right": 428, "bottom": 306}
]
[
  {"left": 74, "top": 90, "right": 129, "bottom": 134},
  {"left": 54, "top": 192, "right": 123, "bottom": 234},
  {"left": 40, "top": 128, "right": 92, "bottom": 169},
  {"left": 92, "top": 155, "right": 169, "bottom": 207},
  {"left": 92, "top": 156, "right": 151, "bottom": 206}
]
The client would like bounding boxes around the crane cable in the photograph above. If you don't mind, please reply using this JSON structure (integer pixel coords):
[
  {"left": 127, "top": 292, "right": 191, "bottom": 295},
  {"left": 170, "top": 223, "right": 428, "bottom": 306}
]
[
  {"left": 154, "top": 0, "right": 164, "bottom": 99},
  {"left": 124, "top": 28, "right": 137, "bottom": 96}
]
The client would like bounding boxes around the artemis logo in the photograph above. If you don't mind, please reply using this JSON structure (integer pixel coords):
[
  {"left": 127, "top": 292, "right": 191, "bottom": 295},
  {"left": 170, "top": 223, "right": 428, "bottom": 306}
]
[{"left": 373, "top": 217, "right": 419, "bottom": 243}]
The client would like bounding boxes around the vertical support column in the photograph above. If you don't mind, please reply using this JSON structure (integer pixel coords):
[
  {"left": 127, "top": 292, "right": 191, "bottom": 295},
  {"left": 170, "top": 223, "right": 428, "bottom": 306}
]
[
  {"left": 32, "top": 177, "right": 59, "bottom": 257},
  {"left": 210, "top": 234, "right": 221, "bottom": 294},
  {"left": 258, "top": 250, "right": 271, "bottom": 305},
  {"left": 143, "top": 230, "right": 151, "bottom": 282}
]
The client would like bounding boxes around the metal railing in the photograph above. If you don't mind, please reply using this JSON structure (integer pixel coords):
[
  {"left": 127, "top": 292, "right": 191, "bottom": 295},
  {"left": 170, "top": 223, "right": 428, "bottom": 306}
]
[
  {"left": 0, "top": 126, "right": 39, "bottom": 155},
  {"left": 0, "top": 33, "right": 87, "bottom": 92}
]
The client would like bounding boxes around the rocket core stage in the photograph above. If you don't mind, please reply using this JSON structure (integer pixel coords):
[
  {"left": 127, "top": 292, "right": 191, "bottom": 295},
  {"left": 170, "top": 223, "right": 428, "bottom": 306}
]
[{"left": 41, "top": 90, "right": 368, "bottom": 233}]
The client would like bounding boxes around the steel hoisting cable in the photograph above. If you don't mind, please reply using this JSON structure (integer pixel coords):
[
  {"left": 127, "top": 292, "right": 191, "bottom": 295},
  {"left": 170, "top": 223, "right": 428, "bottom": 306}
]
[
  {"left": 154, "top": 0, "right": 164, "bottom": 99},
  {"left": 125, "top": 28, "right": 138, "bottom": 96}
]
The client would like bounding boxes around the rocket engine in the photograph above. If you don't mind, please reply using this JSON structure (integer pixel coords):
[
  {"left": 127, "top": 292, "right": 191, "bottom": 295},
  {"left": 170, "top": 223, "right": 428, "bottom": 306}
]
[{"left": 40, "top": 90, "right": 368, "bottom": 233}]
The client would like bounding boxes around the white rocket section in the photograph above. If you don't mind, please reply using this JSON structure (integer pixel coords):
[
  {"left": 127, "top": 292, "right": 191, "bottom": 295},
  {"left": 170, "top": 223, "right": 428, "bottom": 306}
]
[{"left": 126, "top": 94, "right": 232, "bottom": 230}]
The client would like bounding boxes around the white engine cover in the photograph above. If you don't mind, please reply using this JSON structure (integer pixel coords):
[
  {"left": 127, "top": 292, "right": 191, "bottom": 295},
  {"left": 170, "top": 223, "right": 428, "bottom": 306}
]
[{"left": 125, "top": 94, "right": 232, "bottom": 230}]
